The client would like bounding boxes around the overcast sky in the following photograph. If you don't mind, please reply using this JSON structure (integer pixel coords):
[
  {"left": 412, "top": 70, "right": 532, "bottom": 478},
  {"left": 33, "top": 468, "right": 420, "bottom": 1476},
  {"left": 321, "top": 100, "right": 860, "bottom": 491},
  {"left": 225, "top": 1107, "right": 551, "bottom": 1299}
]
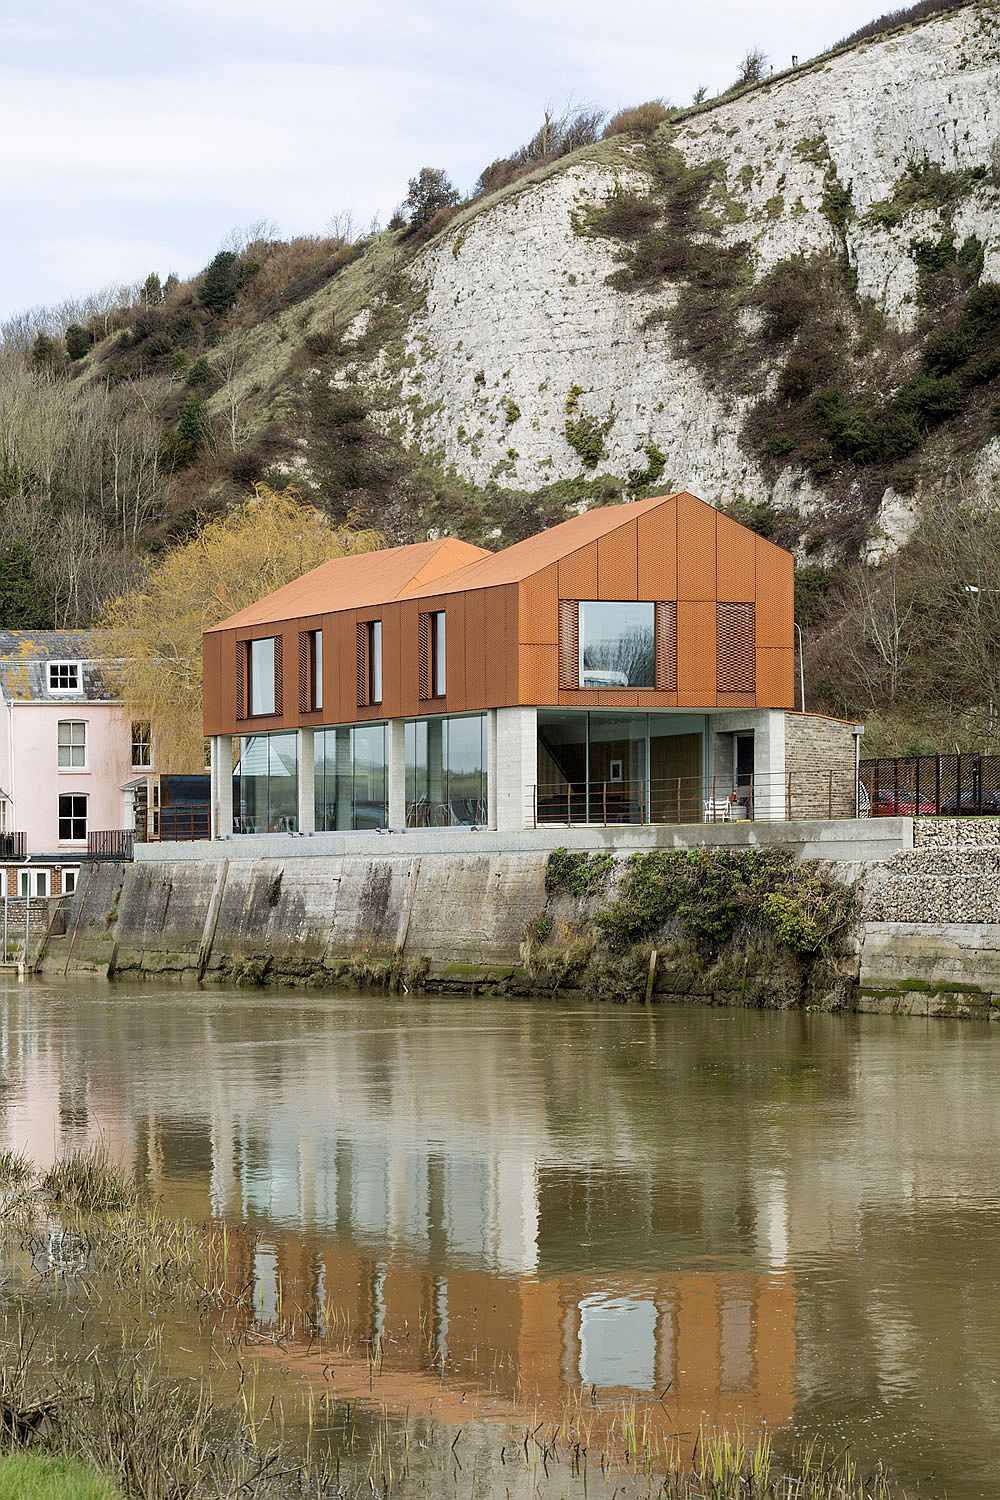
[{"left": 2, "top": 0, "right": 881, "bottom": 321}]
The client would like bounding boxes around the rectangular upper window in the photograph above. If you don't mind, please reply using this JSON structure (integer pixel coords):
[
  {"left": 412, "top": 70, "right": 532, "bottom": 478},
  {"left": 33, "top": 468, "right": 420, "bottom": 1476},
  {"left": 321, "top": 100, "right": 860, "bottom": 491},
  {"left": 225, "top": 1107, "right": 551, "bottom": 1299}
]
[
  {"left": 248, "top": 638, "right": 276, "bottom": 717},
  {"left": 368, "top": 621, "right": 382, "bottom": 705},
  {"left": 57, "top": 720, "right": 87, "bottom": 769},
  {"left": 431, "top": 612, "right": 446, "bottom": 697},
  {"left": 131, "top": 721, "right": 152, "bottom": 769},
  {"left": 58, "top": 793, "right": 88, "bottom": 843},
  {"left": 48, "top": 661, "right": 80, "bottom": 693},
  {"left": 309, "top": 630, "right": 323, "bottom": 711},
  {"left": 579, "top": 602, "right": 655, "bottom": 689}
]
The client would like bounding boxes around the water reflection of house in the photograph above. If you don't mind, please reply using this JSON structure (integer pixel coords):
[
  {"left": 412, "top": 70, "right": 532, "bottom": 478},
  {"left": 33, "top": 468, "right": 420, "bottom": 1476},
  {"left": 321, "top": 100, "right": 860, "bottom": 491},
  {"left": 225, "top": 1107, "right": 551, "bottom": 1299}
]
[{"left": 226, "top": 1231, "right": 794, "bottom": 1441}]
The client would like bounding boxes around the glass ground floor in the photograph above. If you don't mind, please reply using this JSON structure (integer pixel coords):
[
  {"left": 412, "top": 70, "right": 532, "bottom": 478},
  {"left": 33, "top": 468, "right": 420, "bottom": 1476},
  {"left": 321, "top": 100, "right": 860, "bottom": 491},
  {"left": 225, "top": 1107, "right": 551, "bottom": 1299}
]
[
  {"left": 536, "top": 711, "right": 713, "bottom": 825},
  {"left": 217, "top": 708, "right": 774, "bottom": 836},
  {"left": 231, "top": 713, "right": 488, "bottom": 834}
]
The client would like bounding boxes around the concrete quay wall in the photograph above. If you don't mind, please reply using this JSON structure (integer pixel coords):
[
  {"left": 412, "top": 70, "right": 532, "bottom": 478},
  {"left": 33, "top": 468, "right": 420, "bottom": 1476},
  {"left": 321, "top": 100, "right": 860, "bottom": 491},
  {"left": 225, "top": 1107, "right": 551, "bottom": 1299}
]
[{"left": 37, "top": 818, "right": 1000, "bottom": 1019}]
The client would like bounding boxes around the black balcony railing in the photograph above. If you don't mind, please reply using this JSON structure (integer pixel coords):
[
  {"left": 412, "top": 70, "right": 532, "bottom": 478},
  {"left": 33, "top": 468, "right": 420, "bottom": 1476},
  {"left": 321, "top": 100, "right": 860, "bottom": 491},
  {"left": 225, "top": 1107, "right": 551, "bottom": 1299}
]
[
  {"left": 87, "top": 830, "right": 135, "bottom": 861},
  {"left": 0, "top": 832, "right": 26, "bottom": 859}
]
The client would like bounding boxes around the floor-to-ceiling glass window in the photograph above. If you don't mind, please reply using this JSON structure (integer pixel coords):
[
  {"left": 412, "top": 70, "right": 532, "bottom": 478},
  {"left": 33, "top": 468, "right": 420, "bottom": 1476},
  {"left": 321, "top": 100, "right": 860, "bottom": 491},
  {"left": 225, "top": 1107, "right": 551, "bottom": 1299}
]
[
  {"left": 405, "top": 714, "right": 487, "bottom": 826},
  {"left": 314, "top": 724, "right": 387, "bottom": 831},
  {"left": 535, "top": 711, "right": 706, "bottom": 826},
  {"left": 234, "top": 731, "right": 298, "bottom": 832}
]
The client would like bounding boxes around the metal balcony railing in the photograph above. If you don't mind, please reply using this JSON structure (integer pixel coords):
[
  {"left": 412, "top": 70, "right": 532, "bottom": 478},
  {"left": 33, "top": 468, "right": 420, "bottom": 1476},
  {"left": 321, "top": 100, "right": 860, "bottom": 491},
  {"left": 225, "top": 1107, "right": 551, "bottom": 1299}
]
[
  {"left": 87, "top": 830, "right": 135, "bottom": 861},
  {"left": 531, "top": 769, "right": 861, "bottom": 827},
  {"left": 0, "top": 832, "right": 26, "bottom": 859}
]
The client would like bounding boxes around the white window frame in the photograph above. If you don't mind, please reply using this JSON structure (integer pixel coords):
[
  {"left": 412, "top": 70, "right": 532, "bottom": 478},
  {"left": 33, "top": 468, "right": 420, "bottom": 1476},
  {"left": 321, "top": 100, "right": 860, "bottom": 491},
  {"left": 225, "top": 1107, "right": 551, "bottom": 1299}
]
[
  {"left": 62, "top": 867, "right": 80, "bottom": 895},
  {"left": 58, "top": 792, "right": 88, "bottom": 844},
  {"left": 131, "top": 720, "right": 152, "bottom": 770},
  {"left": 19, "top": 869, "right": 49, "bottom": 898},
  {"left": 48, "top": 661, "right": 82, "bottom": 694},
  {"left": 58, "top": 719, "right": 88, "bottom": 771}
]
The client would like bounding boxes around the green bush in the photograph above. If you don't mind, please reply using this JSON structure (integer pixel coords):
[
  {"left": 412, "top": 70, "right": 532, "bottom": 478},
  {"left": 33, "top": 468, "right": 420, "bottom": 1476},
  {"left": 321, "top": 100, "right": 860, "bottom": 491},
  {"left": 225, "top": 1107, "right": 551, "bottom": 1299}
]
[{"left": 545, "top": 849, "right": 615, "bottom": 897}]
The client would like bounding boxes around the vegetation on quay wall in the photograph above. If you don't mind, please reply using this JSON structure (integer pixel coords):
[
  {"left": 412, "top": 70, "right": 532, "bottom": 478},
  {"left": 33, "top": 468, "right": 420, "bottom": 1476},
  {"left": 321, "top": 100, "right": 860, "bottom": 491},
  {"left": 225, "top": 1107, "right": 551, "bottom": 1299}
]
[
  {"left": 527, "top": 847, "right": 858, "bottom": 1007},
  {"left": 0, "top": 1147, "right": 897, "bottom": 1500}
]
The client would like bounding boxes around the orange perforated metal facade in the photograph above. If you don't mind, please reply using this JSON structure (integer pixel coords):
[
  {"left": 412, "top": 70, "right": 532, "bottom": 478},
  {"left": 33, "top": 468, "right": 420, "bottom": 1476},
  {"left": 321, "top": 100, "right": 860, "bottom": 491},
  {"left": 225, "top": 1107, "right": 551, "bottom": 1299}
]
[{"left": 203, "top": 491, "right": 795, "bottom": 736}]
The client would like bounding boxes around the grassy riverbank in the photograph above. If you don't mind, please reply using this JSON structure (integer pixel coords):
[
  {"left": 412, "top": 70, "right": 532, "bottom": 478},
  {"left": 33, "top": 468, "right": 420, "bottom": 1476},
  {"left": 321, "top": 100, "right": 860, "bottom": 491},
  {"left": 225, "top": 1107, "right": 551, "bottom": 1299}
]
[{"left": 0, "top": 1147, "right": 900, "bottom": 1498}]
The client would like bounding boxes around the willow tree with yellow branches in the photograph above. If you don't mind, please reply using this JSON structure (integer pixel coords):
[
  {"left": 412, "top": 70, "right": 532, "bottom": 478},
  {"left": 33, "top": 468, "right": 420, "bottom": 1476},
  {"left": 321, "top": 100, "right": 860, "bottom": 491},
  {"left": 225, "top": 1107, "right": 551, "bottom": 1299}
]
[{"left": 102, "top": 484, "right": 382, "bottom": 771}]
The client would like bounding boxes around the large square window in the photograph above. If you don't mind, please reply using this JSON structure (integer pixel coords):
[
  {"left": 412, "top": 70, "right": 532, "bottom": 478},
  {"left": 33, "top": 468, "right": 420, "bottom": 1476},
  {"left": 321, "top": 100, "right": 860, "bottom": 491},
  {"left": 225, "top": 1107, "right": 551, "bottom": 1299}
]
[
  {"left": 248, "top": 638, "right": 276, "bottom": 716},
  {"left": 579, "top": 602, "right": 655, "bottom": 688}
]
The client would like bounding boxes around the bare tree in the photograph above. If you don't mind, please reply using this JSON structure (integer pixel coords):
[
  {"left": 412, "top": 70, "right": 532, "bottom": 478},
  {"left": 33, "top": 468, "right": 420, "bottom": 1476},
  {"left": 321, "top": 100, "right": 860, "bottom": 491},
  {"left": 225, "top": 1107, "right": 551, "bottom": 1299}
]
[{"left": 735, "top": 47, "right": 768, "bottom": 86}]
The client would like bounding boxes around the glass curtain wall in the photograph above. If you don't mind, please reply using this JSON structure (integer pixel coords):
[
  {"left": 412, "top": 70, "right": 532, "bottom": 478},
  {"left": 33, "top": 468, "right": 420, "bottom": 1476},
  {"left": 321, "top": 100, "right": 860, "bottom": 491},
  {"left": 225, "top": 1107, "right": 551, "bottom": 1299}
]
[
  {"left": 314, "top": 724, "right": 388, "bottom": 831},
  {"left": 405, "top": 714, "right": 487, "bottom": 826},
  {"left": 536, "top": 712, "right": 706, "bottom": 825},
  {"left": 234, "top": 731, "right": 298, "bottom": 832}
]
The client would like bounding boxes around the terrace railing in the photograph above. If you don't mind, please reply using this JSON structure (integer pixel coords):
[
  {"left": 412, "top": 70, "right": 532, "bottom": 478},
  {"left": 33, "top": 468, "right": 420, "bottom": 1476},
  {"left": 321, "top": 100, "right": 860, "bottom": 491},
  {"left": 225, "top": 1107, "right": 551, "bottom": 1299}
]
[
  {"left": 531, "top": 769, "right": 859, "bottom": 828},
  {"left": 0, "top": 832, "right": 26, "bottom": 860}
]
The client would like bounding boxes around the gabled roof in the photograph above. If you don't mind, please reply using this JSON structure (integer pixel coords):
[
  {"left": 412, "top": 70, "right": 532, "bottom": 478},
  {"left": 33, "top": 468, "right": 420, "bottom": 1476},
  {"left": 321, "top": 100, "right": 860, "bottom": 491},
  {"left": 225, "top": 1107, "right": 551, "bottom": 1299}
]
[
  {"left": 423, "top": 491, "right": 686, "bottom": 595},
  {"left": 208, "top": 537, "right": 490, "bottom": 633},
  {"left": 0, "top": 630, "right": 116, "bottom": 703}
]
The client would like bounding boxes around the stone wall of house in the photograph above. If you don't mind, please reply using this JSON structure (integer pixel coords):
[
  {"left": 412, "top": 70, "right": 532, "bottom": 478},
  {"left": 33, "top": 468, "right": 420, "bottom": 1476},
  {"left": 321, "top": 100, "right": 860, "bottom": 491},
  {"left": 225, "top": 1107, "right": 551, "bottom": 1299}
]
[{"left": 783, "top": 712, "right": 859, "bottom": 820}]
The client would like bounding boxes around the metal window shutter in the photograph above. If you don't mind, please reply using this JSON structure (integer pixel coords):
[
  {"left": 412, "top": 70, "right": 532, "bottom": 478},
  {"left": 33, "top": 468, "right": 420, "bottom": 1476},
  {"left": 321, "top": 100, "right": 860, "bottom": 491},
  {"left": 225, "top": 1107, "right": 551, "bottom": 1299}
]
[
  {"left": 558, "top": 600, "right": 578, "bottom": 689},
  {"left": 235, "top": 641, "right": 246, "bottom": 722},
  {"left": 298, "top": 631, "right": 309, "bottom": 713},
  {"left": 273, "top": 634, "right": 283, "bottom": 716},
  {"left": 357, "top": 623, "right": 369, "bottom": 708},
  {"left": 716, "top": 602, "right": 756, "bottom": 693},
  {"left": 418, "top": 613, "right": 430, "bottom": 701},
  {"left": 655, "top": 601, "right": 677, "bottom": 691}
]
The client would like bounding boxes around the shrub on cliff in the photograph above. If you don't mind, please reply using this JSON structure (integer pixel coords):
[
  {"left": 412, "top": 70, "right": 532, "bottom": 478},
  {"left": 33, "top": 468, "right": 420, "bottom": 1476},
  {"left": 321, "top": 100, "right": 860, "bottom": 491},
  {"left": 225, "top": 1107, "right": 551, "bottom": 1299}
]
[{"left": 603, "top": 101, "right": 672, "bottom": 138}]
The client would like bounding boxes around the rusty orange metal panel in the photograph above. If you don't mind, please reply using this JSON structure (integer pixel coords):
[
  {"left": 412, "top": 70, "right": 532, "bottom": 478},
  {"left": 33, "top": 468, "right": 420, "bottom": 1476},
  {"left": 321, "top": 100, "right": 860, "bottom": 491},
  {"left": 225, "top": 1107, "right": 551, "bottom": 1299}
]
[
  {"left": 558, "top": 689, "right": 640, "bottom": 708},
  {"left": 756, "top": 647, "right": 795, "bottom": 708},
  {"left": 519, "top": 644, "right": 558, "bottom": 704},
  {"left": 338, "top": 610, "right": 360, "bottom": 724},
  {"left": 676, "top": 600, "right": 717, "bottom": 702},
  {"left": 637, "top": 502, "right": 677, "bottom": 600},
  {"left": 202, "top": 629, "right": 224, "bottom": 735},
  {"left": 558, "top": 543, "right": 598, "bottom": 599},
  {"left": 484, "top": 588, "right": 509, "bottom": 706},
  {"left": 755, "top": 536, "right": 794, "bottom": 649},
  {"left": 519, "top": 563, "right": 559, "bottom": 644},
  {"left": 676, "top": 493, "right": 718, "bottom": 601},
  {"left": 716, "top": 513, "right": 756, "bottom": 601},
  {"left": 397, "top": 599, "right": 421, "bottom": 718},
  {"left": 504, "top": 584, "right": 519, "bottom": 705},
  {"left": 377, "top": 606, "right": 400, "bottom": 719},
  {"left": 464, "top": 590, "right": 486, "bottom": 709},
  {"left": 280, "top": 625, "right": 299, "bottom": 726},
  {"left": 597, "top": 520, "right": 637, "bottom": 599},
  {"left": 446, "top": 595, "right": 467, "bottom": 712}
]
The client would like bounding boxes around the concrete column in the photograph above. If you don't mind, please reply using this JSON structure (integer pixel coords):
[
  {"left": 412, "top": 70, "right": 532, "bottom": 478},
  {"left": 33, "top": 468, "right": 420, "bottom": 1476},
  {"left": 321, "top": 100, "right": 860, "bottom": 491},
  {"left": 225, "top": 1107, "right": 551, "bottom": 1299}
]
[
  {"left": 211, "top": 734, "right": 233, "bottom": 839},
  {"left": 754, "top": 710, "right": 787, "bottom": 821},
  {"left": 297, "top": 728, "right": 315, "bottom": 833},
  {"left": 388, "top": 719, "right": 406, "bottom": 829},
  {"left": 493, "top": 706, "right": 537, "bottom": 831}
]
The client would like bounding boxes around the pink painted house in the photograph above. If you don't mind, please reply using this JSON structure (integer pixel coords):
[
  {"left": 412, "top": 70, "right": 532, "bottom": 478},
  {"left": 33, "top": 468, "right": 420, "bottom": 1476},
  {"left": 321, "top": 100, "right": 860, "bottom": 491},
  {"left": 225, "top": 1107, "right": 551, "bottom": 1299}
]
[{"left": 0, "top": 631, "right": 152, "bottom": 896}]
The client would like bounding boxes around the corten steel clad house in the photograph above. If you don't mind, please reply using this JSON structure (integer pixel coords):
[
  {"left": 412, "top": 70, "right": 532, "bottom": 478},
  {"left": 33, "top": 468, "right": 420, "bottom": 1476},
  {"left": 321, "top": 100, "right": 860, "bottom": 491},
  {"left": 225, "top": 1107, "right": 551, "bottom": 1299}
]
[{"left": 203, "top": 491, "right": 859, "bottom": 838}]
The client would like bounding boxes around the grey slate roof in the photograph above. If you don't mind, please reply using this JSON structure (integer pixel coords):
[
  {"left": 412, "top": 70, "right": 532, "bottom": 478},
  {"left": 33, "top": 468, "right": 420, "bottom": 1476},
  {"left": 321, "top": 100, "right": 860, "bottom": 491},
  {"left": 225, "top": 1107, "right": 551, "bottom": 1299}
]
[{"left": 0, "top": 630, "right": 118, "bottom": 703}]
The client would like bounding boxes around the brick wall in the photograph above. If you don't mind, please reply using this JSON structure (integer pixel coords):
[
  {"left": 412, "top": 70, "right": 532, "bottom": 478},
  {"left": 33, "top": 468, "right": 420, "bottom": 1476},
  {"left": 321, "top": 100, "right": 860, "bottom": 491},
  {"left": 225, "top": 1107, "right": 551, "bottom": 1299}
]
[{"left": 784, "top": 712, "right": 859, "bottom": 820}]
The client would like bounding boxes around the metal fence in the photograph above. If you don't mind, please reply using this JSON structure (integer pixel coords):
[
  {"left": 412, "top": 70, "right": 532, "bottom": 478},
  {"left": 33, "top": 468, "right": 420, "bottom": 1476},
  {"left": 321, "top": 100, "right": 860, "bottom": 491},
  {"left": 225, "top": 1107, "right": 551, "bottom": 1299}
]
[
  {"left": 859, "top": 754, "right": 1000, "bottom": 817},
  {"left": 532, "top": 768, "right": 859, "bottom": 827},
  {"left": 87, "top": 830, "right": 135, "bottom": 861}
]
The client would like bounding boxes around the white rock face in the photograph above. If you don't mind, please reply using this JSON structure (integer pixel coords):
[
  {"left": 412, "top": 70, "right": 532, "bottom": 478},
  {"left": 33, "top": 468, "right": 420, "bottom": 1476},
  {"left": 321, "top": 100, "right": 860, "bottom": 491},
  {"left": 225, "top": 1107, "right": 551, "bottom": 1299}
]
[{"left": 385, "top": 5, "right": 1000, "bottom": 547}]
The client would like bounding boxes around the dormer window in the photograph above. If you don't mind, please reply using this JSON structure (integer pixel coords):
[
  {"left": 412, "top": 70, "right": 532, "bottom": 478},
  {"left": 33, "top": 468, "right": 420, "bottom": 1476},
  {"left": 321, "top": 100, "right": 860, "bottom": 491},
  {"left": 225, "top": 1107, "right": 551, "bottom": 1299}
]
[{"left": 48, "top": 661, "right": 81, "bottom": 693}]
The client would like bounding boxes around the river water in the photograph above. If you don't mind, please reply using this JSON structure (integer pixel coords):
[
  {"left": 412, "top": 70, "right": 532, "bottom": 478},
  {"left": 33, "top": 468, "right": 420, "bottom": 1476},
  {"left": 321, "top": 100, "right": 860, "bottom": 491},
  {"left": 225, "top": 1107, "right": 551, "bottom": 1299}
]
[{"left": 1, "top": 980, "right": 998, "bottom": 1497}]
